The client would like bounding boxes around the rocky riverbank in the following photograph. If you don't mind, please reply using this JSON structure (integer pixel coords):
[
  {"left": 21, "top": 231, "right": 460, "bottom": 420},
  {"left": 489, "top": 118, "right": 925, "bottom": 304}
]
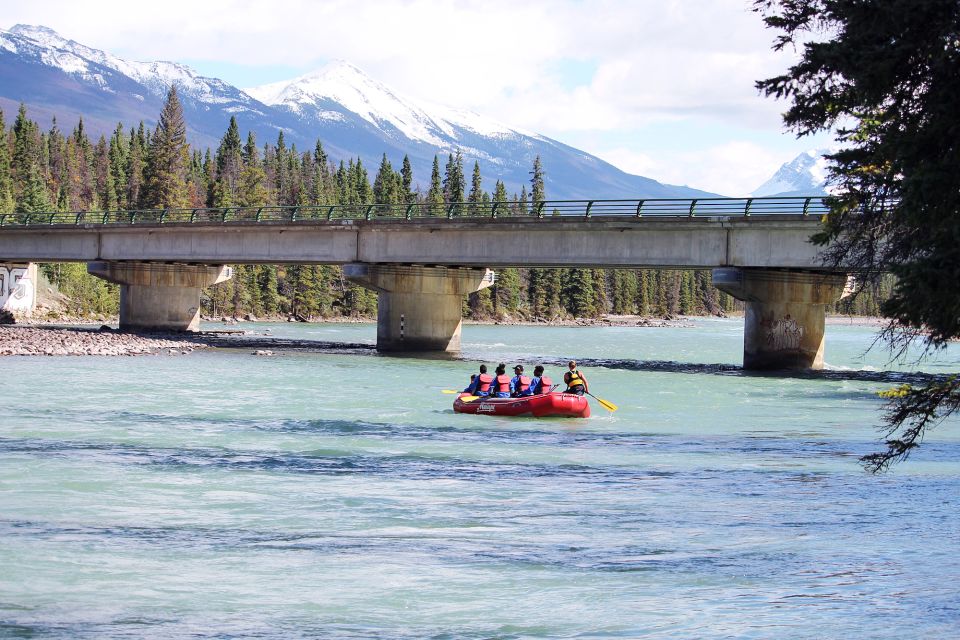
[{"left": 0, "top": 326, "right": 210, "bottom": 356}]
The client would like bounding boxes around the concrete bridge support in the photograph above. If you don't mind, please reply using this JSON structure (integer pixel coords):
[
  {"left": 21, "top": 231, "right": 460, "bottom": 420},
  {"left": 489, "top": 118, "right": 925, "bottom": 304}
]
[
  {"left": 343, "top": 264, "right": 494, "bottom": 352},
  {"left": 713, "top": 268, "right": 850, "bottom": 370},
  {"left": 88, "top": 262, "right": 232, "bottom": 332},
  {"left": 0, "top": 263, "right": 38, "bottom": 318}
]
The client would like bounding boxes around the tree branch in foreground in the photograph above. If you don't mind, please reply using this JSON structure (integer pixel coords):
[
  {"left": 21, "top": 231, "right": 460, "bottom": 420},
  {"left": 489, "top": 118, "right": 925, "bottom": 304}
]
[{"left": 864, "top": 376, "right": 960, "bottom": 473}]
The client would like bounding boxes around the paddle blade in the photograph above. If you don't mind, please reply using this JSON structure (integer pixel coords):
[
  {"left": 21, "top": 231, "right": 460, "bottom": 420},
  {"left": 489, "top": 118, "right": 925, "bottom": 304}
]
[
  {"left": 594, "top": 396, "right": 618, "bottom": 412},
  {"left": 441, "top": 389, "right": 462, "bottom": 394},
  {"left": 459, "top": 395, "right": 481, "bottom": 403}
]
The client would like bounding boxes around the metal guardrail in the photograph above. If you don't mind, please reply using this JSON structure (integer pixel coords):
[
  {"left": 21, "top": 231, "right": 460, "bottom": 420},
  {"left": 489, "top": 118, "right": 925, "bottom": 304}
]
[{"left": 0, "top": 196, "right": 830, "bottom": 227}]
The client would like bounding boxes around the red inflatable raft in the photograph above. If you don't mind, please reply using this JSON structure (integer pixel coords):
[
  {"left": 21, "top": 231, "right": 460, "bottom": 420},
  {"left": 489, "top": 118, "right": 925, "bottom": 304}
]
[{"left": 453, "top": 392, "right": 590, "bottom": 418}]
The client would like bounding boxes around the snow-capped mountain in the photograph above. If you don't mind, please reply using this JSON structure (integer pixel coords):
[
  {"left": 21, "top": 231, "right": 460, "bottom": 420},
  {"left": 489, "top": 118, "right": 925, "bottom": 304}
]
[
  {"left": 247, "top": 61, "right": 532, "bottom": 149},
  {"left": 752, "top": 149, "right": 833, "bottom": 197},
  {"left": 0, "top": 24, "right": 715, "bottom": 200}
]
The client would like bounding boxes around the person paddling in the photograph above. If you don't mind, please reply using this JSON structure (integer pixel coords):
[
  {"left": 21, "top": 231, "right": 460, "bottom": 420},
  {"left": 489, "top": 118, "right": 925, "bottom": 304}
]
[
  {"left": 510, "top": 365, "right": 532, "bottom": 397},
  {"left": 464, "top": 364, "right": 494, "bottom": 397},
  {"left": 490, "top": 363, "right": 512, "bottom": 398},
  {"left": 563, "top": 360, "right": 588, "bottom": 396}
]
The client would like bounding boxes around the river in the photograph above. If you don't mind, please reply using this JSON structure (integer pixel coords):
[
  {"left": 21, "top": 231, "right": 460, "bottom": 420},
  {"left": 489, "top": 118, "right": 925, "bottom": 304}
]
[{"left": 1, "top": 319, "right": 958, "bottom": 638}]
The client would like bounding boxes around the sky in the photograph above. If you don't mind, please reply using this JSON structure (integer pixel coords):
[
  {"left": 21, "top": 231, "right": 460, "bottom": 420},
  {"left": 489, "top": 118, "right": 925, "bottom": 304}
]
[{"left": 1, "top": 0, "right": 835, "bottom": 196}]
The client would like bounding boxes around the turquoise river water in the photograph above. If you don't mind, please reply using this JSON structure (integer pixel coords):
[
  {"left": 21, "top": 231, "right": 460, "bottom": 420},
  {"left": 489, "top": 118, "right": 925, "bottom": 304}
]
[{"left": 1, "top": 319, "right": 958, "bottom": 638}]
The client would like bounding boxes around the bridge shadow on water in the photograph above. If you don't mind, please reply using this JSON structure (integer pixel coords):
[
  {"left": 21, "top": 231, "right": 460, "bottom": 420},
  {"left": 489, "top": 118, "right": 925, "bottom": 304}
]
[
  {"left": 30, "top": 326, "right": 939, "bottom": 385},
  {"left": 193, "top": 331, "right": 942, "bottom": 385},
  {"left": 531, "top": 356, "right": 942, "bottom": 386}
]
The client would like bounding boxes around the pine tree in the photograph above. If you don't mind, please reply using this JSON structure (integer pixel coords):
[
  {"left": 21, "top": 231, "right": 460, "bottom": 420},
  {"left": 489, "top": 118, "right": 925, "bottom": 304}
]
[
  {"left": 467, "top": 160, "right": 483, "bottom": 215},
  {"left": 443, "top": 151, "right": 465, "bottom": 210},
  {"left": 141, "top": 86, "right": 190, "bottom": 209},
  {"left": 107, "top": 123, "right": 128, "bottom": 209},
  {"left": 15, "top": 164, "right": 52, "bottom": 213},
  {"left": 530, "top": 154, "right": 545, "bottom": 215},
  {"left": 93, "top": 135, "right": 116, "bottom": 211},
  {"left": 373, "top": 153, "right": 398, "bottom": 205},
  {"left": 353, "top": 158, "right": 372, "bottom": 204},
  {"left": 400, "top": 154, "right": 415, "bottom": 204},
  {"left": 126, "top": 125, "right": 146, "bottom": 208},
  {"left": 46, "top": 118, "right": 66, "bottom": 208},
  {"left": 564, "top": 268, "right": 595, "bottom": 317},
  {"left": 0, "top": 109, "right": 14, "bottom": 213},
  {"left": 12, "top": 104, "right": 40, "bottom": 200},
  {"left": 427, "top": 155, "right": 443, "bottom": 215},
  {"left": 212, "top": 116, "right": 243, "bottom": 207}
]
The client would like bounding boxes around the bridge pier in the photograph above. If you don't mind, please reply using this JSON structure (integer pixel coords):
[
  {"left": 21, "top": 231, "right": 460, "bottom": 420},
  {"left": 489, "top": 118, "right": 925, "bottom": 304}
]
[
  {"left": 0, "top": 263, "right": 38, "bottom": 319},
  {"left": 713, "top": 268, "right": 850, "bottom": 370},
  {"left": 88, "top": 262, "right": 232, "bottom": 332},
  {"left": 343, "top": 264, "right": 494, "bottom": 352}
]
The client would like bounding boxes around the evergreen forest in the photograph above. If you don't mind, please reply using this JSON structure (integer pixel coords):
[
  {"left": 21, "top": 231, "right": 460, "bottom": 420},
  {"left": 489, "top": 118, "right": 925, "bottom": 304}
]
[{"left": 0, "top": 89, "right": 892, "bottom": 322}]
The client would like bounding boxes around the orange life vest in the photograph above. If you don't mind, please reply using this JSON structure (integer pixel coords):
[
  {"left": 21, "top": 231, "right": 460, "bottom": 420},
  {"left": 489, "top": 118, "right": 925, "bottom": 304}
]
[
  {"left": 477, "top": 373, "right": 494, "bottom": 393},
  {"left": 538, "top": 376, "right": 553, "bottom": 393},
  {"left": 494, "top": 374, "right": 511, "bottom": 393},
  {"left": 516, "top": 376, "right": 531, "bottom": 393}
]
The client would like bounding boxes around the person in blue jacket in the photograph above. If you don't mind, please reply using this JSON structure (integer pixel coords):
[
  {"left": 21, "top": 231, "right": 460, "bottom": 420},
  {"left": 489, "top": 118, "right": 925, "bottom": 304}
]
[
  {"left": 530, "top": 364, "right": 553, "bottom": 396},
  {"left": 510, "top": 365, "right": 533, "bottom": 397},
  {"left": 463, "top": 364, "right": 494, "bottom": 396}
]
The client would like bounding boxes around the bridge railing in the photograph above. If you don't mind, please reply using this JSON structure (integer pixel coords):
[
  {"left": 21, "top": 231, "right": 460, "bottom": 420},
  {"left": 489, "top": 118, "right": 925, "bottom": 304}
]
[{"left": 0, "top": 196, "right": 831, "bottom": 227}]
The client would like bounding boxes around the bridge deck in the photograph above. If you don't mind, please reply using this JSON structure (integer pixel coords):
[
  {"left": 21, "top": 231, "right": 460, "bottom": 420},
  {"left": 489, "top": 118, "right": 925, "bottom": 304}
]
[
  {"left": 0, "top": 197, "right": 832, "bottom": 269},
  {"left": 0, "top": 196, "right": 829, "bottom": 227}
]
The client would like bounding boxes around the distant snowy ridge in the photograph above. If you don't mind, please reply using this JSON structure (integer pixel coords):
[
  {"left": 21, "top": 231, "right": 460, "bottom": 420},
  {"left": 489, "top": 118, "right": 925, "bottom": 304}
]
[
  {"left": 2, "top": 24, "right": 259, "bottom": 109},
  {"left": 0, "top": 23, "right": 717, "bottom": 200},
  {"left": 752, "top": 149, "right": 834, "bottom": 197},
  {"left": 246, "top": 61, "right": 538, "bottom": 147}
]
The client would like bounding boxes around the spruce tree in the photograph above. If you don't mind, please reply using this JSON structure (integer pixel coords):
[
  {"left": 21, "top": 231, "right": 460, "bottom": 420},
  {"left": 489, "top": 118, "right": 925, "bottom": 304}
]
[
  {"left": 530, "top": 155, "right": 545, "bottom": 215},
  {"left": 213, "top": 116, "right": 243, "bottom": 207},
  {"left": 141, "top": 86, "right": 190, "bottom": 209},
  {"left": 0, "top": 109, "right": 14, "bottom": 213},
  {"left": 107, "top": 123, "right": 129, "bottom": 209},
  {"left": 15, "top": 164, "right": 52, "bottom": 214},
  {"left": 467, "top": 160, "right": 483, "bottom": 215},
  {"left": 442, "top": 151, "right": 465, "bottom": 210},
  {"left": 373, "top": 153, "right": 398, "bottom": 205},
  {"left": 427, "top": 155, "right": 443, "bottom": 215},
  {"left": 12, "top": 104, "right": 40, "bottom": 200},
  {"left": 126, "top": 125, "right": 146, "bottom": 208},
  {"left": 400, "top": 154, "right": 415, "bottom": 204}
]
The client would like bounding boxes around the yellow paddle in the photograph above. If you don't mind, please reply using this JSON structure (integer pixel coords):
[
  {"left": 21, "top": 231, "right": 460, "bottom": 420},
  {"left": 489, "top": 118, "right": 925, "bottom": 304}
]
[
  {"left": 441, "top": 389, "right": 483, "bottom": 403},
  {"left": 586, "top": 392, "right": 618, "bottom": 412}
]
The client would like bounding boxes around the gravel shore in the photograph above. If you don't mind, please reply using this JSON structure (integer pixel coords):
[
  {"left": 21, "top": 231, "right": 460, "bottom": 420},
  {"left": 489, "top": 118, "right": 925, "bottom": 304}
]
[{"left": 0, "top": 326, "right": 210, "bottom": 356}]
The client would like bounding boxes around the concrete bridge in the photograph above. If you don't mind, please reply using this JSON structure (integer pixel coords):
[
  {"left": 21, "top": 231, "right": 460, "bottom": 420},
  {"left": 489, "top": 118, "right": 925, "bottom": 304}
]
[{"left": 0, "top": 197, "right": 850, "bottom": 369}]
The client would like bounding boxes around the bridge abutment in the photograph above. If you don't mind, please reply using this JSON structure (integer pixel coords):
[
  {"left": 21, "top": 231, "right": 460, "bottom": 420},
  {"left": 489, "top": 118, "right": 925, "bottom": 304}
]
[
  {"left": 0, "top": 263, "right": 38, "bottom": 319},
  {"left": 713, "top": 268, "right": 850, "bottom": 370},
  {"left": 88, "top": 262, "right": 232, "bottom": 332},
  {"left": 343, "top": 264, "right": 494, "bottom": 352}
]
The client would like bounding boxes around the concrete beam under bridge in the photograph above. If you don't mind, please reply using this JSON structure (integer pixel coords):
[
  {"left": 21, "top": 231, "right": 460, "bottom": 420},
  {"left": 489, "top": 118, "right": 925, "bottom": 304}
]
[
  {"left": 713, "top": 268, "right": 851, "bottom": 370},
  {"left": 88, "top": 262, "right": 232, "bottom": 332},
  {"left": 344, "top": 264, "right": 494, "bottom": 353}
]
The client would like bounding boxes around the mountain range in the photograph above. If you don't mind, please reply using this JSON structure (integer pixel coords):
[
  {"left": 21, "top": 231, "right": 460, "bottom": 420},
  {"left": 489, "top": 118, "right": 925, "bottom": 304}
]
[
  {"left": 0, "top": 24, "right": 723, "bottom": 201},
  {"left": 752, "top": 148, "right": 832, "bottom": 197}
]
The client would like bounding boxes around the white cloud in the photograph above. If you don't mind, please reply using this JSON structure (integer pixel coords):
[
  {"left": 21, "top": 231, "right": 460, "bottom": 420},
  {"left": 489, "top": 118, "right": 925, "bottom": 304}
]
[
  {"left": 3, "top": 1, "right": 794, "bottom": 128},
  {"left": 2, "top": 0, "right": 814, "bottom": 190}
]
